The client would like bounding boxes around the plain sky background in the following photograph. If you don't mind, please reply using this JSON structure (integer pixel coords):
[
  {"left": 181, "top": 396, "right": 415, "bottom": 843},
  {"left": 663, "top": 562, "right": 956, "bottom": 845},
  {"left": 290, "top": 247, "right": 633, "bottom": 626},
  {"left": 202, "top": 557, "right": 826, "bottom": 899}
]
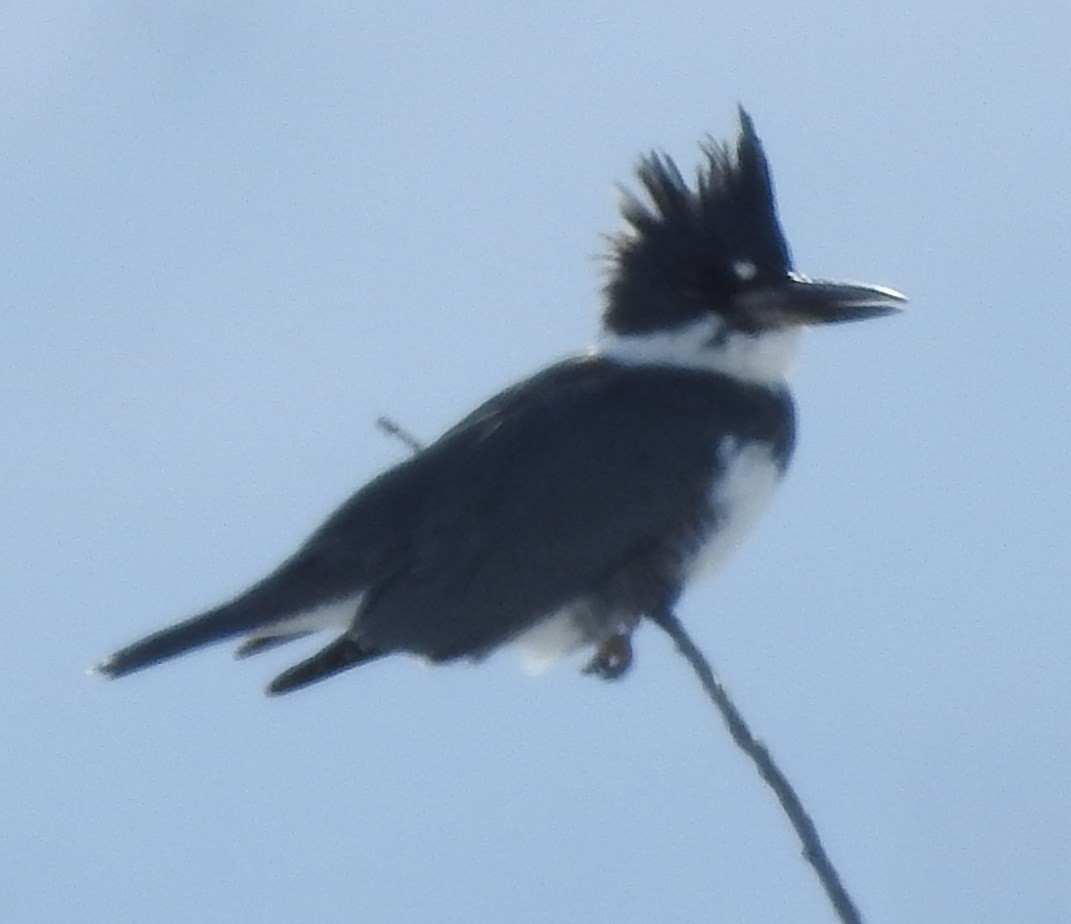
[{"left": 3, "top": 3, "right": 1069, "bottom": 922}]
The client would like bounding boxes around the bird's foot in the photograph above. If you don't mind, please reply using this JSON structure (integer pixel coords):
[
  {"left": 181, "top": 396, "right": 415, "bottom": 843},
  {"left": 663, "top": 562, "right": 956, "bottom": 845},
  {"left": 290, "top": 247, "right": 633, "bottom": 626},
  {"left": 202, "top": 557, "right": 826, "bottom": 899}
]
[{"left": 583, "top": 632, "right": 633, "bottom": 680}]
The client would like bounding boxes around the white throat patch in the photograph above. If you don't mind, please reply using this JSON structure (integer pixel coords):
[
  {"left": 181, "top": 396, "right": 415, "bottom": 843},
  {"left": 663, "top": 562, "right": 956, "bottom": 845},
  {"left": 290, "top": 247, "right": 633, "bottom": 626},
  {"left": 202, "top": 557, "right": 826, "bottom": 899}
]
[{"left": 595, "top": 315, "right": 801, "bottom": 385}]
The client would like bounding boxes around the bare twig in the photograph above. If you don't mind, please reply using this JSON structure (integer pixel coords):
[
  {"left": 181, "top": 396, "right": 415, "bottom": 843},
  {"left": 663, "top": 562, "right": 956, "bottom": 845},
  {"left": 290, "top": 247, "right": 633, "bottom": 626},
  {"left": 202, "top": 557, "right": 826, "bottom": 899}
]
[
  {"left": 649, "top": 607, "right": 863, "bottom": 924},
  {"left": 375, "top": 415, "right": 424, "bottom": 455}
]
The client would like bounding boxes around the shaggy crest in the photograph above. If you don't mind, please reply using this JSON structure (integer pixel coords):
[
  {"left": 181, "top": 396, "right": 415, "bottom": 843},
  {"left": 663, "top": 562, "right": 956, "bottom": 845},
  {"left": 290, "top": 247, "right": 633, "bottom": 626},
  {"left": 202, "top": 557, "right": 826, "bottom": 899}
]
[{"left": 604, "top": 109, "right": 795, "bottom": 335}]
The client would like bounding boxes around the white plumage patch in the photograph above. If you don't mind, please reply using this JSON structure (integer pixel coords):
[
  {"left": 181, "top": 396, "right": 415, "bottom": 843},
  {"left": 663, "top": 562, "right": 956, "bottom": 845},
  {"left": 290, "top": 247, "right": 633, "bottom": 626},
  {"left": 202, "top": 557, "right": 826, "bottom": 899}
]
[
  {"left": 689, "top": 436, "right": 784, "bottom": 579},
  {"left": 511, "top": 609, "right": 588, "bottom": 673},
  {"left": 595, "top": 315, "right": 801, "bottom": 385},
  {"left": 240, "top": 594, "right": 361, "bottom": 645}
]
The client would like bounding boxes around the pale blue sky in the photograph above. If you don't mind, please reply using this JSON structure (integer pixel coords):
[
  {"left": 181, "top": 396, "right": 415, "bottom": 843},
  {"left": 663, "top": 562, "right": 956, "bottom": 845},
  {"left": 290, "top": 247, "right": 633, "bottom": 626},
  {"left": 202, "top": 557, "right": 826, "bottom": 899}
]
[{"left": 3, "top": 3, "right": 1069, "bottom": 922}]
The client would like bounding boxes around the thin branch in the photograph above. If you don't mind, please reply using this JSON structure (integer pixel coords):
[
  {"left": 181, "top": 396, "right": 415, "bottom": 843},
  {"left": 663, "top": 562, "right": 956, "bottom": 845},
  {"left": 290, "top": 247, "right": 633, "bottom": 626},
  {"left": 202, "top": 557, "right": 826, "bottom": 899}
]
[
  {"left": 649, "top": 607, "right": 863, "bottom": 924},
  {"left": 375, "top": 415, "right": 424, "bottom": 455}
]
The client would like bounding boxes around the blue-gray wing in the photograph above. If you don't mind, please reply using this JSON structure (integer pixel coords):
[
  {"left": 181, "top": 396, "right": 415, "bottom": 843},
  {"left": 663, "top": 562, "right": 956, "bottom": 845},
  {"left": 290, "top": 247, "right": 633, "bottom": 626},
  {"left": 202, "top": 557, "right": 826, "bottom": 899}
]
[{"left": 343, "top": 356, "right": 794, "bottom": 659}]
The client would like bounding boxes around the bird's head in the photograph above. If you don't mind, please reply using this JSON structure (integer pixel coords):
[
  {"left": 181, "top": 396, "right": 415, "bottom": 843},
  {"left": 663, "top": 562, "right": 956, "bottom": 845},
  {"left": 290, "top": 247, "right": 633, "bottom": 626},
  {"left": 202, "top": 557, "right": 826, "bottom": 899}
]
[{"left": 598, "top": 109, "right": 904, "bottom": 383}]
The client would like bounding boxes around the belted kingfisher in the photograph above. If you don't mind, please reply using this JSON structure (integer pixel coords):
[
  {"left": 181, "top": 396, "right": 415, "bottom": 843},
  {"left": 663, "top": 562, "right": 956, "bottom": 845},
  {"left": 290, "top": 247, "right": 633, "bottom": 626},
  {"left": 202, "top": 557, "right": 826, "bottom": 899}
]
[{"left": 96, "top": 109, "right": 903, "bottom": 695}]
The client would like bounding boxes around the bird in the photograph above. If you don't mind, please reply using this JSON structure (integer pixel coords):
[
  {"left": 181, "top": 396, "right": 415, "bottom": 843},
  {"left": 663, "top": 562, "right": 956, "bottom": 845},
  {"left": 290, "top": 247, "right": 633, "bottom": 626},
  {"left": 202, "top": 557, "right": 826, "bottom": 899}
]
[{"left": 95, "top": 108, "right": 904, "bottom": 695}]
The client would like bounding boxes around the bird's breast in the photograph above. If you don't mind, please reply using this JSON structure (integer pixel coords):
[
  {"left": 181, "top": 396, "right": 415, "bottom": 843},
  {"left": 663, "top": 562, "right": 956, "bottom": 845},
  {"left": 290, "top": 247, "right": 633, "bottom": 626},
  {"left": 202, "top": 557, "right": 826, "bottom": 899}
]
[{"left": 687, "top": 435, "right": 786, "bottom": 580}]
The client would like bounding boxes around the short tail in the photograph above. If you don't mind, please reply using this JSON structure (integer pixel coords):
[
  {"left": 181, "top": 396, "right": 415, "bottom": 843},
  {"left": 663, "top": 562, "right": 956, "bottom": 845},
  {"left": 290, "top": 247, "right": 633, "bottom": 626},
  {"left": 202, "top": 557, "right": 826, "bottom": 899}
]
[{"left": 94, "top": 603, "right": 258, "bottom": 679}]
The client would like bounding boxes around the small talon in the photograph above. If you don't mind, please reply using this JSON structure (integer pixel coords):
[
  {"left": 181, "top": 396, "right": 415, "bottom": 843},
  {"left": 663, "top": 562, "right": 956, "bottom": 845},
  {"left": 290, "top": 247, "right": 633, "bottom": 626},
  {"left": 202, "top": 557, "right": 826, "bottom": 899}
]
[{"left": 583, "top": 632, "right": 633, "bottom": 680}]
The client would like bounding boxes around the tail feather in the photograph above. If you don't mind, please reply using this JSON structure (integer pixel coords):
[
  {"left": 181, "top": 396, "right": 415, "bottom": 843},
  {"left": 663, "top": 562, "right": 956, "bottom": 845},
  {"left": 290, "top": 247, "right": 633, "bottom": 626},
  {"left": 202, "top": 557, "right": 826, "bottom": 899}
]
[
  {"left": 95, "top": 582, "right": 366, "bottom": 681},
  {"left": 94, "top": 602, "right": 259, "bottom": 678},
  {"left": 267, "top": 635, "right": 385, "bottom": 695}
]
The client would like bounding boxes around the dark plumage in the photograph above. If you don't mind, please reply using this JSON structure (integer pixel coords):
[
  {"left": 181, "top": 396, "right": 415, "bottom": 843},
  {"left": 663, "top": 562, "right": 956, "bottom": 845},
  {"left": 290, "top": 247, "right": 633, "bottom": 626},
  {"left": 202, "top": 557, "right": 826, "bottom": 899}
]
[
  {"left": 95, "top": 109, "right": 901, "bottom": 694},
  {"left": 98, "top": 359, "right": 794, "bottom": 692},
  {"left": 605, "top": 109, "right": 792, "bottom": 335}
]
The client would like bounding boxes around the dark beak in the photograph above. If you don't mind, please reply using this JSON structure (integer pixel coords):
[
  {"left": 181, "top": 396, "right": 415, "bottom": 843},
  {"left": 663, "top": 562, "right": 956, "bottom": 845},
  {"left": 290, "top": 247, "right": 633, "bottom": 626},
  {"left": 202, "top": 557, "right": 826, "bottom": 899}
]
[{"left": 740, "top": 273, "right": 907, "bottom": 326}]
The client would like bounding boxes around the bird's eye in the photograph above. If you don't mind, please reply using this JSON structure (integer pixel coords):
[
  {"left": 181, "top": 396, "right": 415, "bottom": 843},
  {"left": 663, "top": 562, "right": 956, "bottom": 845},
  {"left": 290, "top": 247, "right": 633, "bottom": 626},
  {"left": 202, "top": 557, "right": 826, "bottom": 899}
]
[{"left": 731, "top": 259, "right": 757, "bottom": 282}]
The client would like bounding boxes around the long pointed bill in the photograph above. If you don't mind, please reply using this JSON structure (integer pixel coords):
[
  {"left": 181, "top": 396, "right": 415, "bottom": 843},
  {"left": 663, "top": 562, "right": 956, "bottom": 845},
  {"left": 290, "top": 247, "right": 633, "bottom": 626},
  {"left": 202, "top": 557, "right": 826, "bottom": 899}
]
[
  {"left": 738, "top": 274, "right": 907, "bottom": 326},
  {"left": 779, "top": 274, "right": 907, "bottom": 324}
]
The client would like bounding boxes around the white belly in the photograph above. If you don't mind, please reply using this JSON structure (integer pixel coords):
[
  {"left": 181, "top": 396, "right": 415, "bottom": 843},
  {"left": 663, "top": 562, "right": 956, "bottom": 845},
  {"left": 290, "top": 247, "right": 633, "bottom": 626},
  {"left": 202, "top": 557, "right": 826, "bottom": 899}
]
[
  {"left": 511, "top": 609, "right": 588, "bottom": 672},
  {"left": 688, "top": 436, "right": 784, "bottom": 579}
]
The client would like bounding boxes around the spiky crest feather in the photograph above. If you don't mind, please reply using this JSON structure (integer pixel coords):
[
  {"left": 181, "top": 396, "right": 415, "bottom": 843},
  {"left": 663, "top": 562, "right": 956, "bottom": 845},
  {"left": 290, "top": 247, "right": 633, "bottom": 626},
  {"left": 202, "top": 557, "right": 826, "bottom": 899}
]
[{"left": 603, "top": 109, "right": 794, "bottom": 335}]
